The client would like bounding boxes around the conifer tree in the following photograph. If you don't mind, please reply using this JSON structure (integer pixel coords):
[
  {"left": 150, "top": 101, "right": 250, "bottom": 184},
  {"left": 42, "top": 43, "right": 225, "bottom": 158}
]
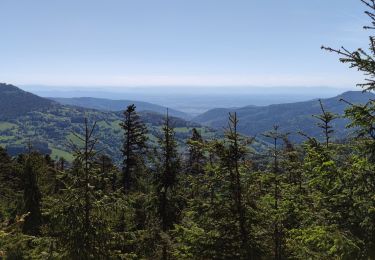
[
  {"left": 186, "top": 128, "right": 205, "bottom": 175},
  {"left": 0, "top": 147, "right": 19, "bottom": 209},
  {"left": 22, "top": 152, "right": 43, "bottom": 236},
  {"left": 225, "top": 112, "right": 254, "bottom": 259},
  {"left": 120, "top": 104, "right": 148, "bottom": 192},
  {"left": 96, "top": 154, "right": 116, "bottom": 191},
  {"left": 312, "top": 99, "right": 338, "bottom": 148},
  {"left": 322, "top": 0, "right": 375, "bottom": 159},
  {"left": 322, "top": 0, "right": 375, "bottom": 92},
  {"left": 48, "top": 119, "right": 119, "bottom": 258},
  {"left": 177, "top": 113, "right": 258, "bottom": 259},
  {"left": 155, "top": 110, "right": 181, "bottom": 259},
  {"left": 263, "top": 125, "right": 288, "bottom": 260},
  {"left": 320, "top": 1, "right": 375, "bottom": 256},
  {"left": 57, "top": 157, "right": 66, "bottom": 171}
]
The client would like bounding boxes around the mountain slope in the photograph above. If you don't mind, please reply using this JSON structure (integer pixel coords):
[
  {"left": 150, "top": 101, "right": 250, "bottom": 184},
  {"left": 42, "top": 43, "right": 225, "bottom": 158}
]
[
  {"left": 0, "top": 83, "right": 56, "bottom": 119},
  {"left": 50, "top": 97, "right": 190, "bottom": 119},
  {"left": 194, "top": 91, "right": 375, "bottom": 142},
  {"left": 0, "top": 84, "right": 215, "bottom": 162}
]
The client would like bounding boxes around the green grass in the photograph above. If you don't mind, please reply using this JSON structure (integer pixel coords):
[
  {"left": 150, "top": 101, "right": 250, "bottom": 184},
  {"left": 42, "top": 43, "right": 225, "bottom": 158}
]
[
  {"left": 66, "top": 132, "right": 84, "bottom": 146},
  {"left": 97, "top": 120, "right": 110, "bottom": 128},
  {"left": 174, "top": 127, "right": 191, "bottom": 133},
  {"left": 0, "top": 136, "right": 14, "bottom": 141},
  {"left": 51, "top": 147, "right": 74, "bottom": 162},
  {"left": 0, "top": 122, "right": 18, "bottom": 131},
  {"left": 110, "top": 120, "right": 122, "bottom": 130}
]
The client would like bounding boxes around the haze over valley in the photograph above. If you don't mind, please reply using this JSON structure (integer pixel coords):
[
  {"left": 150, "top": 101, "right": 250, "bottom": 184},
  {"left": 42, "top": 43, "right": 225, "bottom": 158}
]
[{"left": 22, "top": 85, "right": 347, "bottom": 116}]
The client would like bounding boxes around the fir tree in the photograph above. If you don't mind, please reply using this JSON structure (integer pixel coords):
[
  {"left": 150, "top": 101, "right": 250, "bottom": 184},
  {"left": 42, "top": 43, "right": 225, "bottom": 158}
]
[
  {"left": 224, "top": 112, "right": 254, "bottom": 259},
  {"left": 120, "top": 104, "right": 148, "bottom": 192},
  {"left": 186, "top": 128, "right": 205, "bottom": 175},
  {"left": 155, "top": 110, "right": 181, "bottom": 259},
  {"left": 48, "top": 119, "right": 119, "bottom": 258},
  {"left": 263, "top": 125, "right": 288, "bottom": 260},
  {"left": 322, "top": 0, "right": 375, "bottom": 159},
  {"left": 312, "top": 99, "right": 338, "bottom": 148},
  {"left": 22, "top": 152, "right": 43, "bottom": 236}
]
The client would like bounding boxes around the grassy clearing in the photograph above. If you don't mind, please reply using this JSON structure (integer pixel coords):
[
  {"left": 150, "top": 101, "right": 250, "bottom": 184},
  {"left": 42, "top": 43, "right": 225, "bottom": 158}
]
[
  {"left": 97, "top": 120, "right": 110, "bottom": 128},
  {"left": 66, "top": 132, "right": 84, "bottom": 146},
  {"left": 51, "top": 147, "right": 74, "bottom": 162},
  {"left": 0, "top": 136, "right": 14, "bottom": 141},
  {"left": 0, "top": 122, "right": 18, "bottom": 131},
  {"left": 174, "top": 127, "right": 191, "bottom": 133},
  {"left": 110, "top": 120, "right": 122, "bottom": 130}
]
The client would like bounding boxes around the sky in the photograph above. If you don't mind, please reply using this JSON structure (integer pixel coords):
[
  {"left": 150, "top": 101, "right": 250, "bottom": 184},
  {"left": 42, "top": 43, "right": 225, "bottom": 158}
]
[{"left": 0, "top": 0, "right": 370, "bottom": 88}]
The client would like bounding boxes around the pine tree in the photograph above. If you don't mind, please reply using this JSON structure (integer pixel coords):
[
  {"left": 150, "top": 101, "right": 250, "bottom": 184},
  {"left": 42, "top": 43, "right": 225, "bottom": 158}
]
[
  {"left": 22, "top": 152, "right": 44, "bottom": 236},
  {"left": 155, "top": 110, "right": 181, "bottom": 259},
  {"left": 312, "top": 99, "right": 338, "bottom": 148},
  {"left": 322, "top": 0, "right": 375, "bottom": 92},
  {"left": 96, "top": 154, "right": 116, "bottom": 191},
  {"left": 224, "top": 112, "right": 254, "bottom": 259},
  {"left": 0, "top": 147, "right": 16, "bottom": 198},
  {"left": 263, "top": 125, "right": 288, "bottom": 260},
  {"left": 322, "top": 0, "right": 375, "bottom": 159},
  {"left": 0, "top": 147, "right": 22, "bottom": 224},
  {"left": 186, "top": 128, "right": 205, "bottom": 175},
  {"left": 120, "top": 104, "right": 148, "bottom": 192},
  {"left": 48, "top": 119, "right": 119, "bottom": 258},
  {"left": 320, "top": 1, "right": 375, "bottom": 256}
]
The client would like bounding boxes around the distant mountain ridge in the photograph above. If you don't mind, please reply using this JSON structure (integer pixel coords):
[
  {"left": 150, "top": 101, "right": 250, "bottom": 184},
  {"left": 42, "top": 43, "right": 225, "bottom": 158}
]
[
  {"left": 50, "top": 97, "right": 190, "bottom": 119},
  {"left": 194, "top": 91, "right": 375, "bottom": 142}
]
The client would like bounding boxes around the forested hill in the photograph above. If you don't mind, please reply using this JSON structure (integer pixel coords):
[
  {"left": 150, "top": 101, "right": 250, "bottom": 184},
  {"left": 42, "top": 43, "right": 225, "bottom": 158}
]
[
  {"left": 0, "top": 84, "right": 214, "bottom": 162},
  {"left": 194, "top": 91, "right": 375, "bottom": 142},
  {"left": 0, "top": 83, "right": 56, "bottom": 119},
  {"left": 50, "top": 97, "right": 190, "bottom": 119}
]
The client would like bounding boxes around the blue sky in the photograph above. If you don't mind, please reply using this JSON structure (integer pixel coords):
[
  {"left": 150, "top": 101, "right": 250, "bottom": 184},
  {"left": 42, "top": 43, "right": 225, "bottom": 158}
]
[{"left": 0, "top": 0, "right": 370, "bottom": 88}]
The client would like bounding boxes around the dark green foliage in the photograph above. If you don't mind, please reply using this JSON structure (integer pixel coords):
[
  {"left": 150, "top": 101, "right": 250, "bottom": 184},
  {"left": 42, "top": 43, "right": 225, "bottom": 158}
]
[
  {"left": 220, "top": 113, "right": 255, "bottom": 259},
  {"left": 21, "top": 152, "right": 43, "bottom": 235},
  {"left": 154, "top": 112, "right": 182, "bottom": 259},
  {"left": 312, "top": 99, "right": 338, "bottom": 148},
  {"left": 45, "top": 119, "right": 121, "bottom": 259},
  {"left": 186, "top": 128, "right": 205, "bottom": 175},
  {"left": 120, "top": 104, "right": 148, "bottom": 192}
]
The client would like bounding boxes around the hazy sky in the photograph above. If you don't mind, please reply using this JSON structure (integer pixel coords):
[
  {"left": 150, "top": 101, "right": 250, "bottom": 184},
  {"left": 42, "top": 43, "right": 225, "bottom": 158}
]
[{"left": 0, "top": 0, "right": 370, "bottom": 88}]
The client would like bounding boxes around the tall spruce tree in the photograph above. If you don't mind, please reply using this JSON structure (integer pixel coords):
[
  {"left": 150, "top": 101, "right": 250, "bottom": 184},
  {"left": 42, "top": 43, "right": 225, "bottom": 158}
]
[
  {"left": 0, "top": 147, "right": 21, "bottom": 222},
  {"left": 180, "top": 112, "right": 259, "bottom": 259},
  {"left": 225, "top": 112, "right": 254, "bottom": 259},
  {"left": 186, "top": 128, "right": 205, "bottom": 175},
  {"left": 48, "top": 119, "right": 119, "bottom": 258},
  {"left": 22, "top": 152, "right": 44, "bottom": 236},
  {"left": 120, "top": 104, "right": 148, "bottom": 192},
  {"left": 155, "top": 110, "right": 181, "bottom": 259},
  {"left": 96, "top": 154, "right": 116, "bottom": 191},
  {"left": 321, "top": 0, "right": 375, "bottom": 256},
  {"left": 312, "top": 100, "right": 338, "bottom": 148},
  {"left": 263, "top": 126, "right": 288, "bottom": 260},
  {"left": 322, "top": 0, "right": 375, "bottom": 159}
]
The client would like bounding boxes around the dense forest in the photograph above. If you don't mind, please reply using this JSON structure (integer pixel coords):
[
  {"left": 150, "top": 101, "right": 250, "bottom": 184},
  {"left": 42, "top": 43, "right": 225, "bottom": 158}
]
[{"left": 3, "top": 0, "right": 375, "bottom": 259}]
